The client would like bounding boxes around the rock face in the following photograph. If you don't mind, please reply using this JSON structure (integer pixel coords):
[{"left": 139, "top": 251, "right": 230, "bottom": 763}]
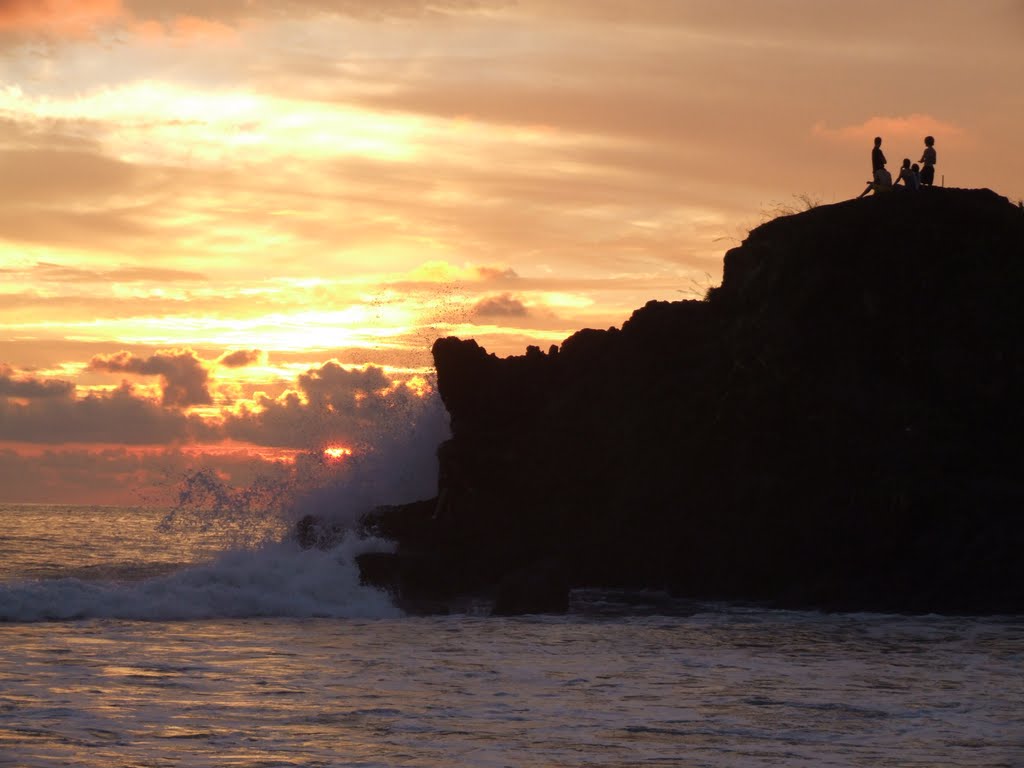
[
  {"left": 492, "top": 559, "right": 570, "bottom": 616},
  {"left": 360, "top": 188, "right": 1024, "bottom": 614}
]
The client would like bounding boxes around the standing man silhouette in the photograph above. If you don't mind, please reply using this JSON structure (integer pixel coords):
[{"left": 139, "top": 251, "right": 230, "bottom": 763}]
[
  {"left": 918, "top": 136, "right": 937, "bottom": 187},
  {"left": 871, "top": 136, "right": 887, "bottom": 177},
  {"left": 859, "top": 137, "right": 891, "bottom": 197}
]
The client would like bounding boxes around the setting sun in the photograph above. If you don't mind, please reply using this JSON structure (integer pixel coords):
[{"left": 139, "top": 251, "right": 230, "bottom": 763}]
[{"left": 323, "top": 446, "right": 354, "bottom": 461}]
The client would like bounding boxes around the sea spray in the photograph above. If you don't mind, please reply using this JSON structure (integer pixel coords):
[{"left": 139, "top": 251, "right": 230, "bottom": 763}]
[
  {"left": 0, "top": 389, "right": 451, "bottom": 622},
  {"left": 292, "top": 386, "right": 450, "bottom": 527},
  {"left": 159, "top": 384, "right": 451, "bottom": 543}
]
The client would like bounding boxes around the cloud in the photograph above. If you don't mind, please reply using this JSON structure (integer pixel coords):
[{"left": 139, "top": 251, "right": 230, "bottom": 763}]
[
  {"left": 131, "top": 14, "right": 236, "bottom": 41},
  {"left": 0, "top": 382, "right": 205, "bottom": 444},
  {"left": 0, "top": 357, "right": 426, "bottom": 451},
  {"left": 473, "top": 293, "right": 528, "bottom": 319},
  {"left": 0, "top": 147, "right": 143, "bottom": 205},
  {"left": 26, "top": 262, "right": 207, "bottom": 284},
  {"left": 812, "top": 114, "right": 969, "bottom": 146},
  {"left": 0, "top": 0, "right": 490, "bottom": 41},
  {"left": 0, "top": 0, "right": 122, "bottom": 35},
  {"left": 223, "top": 362, "right": 426, "bottom": 449},
  {"left": 123, "top": 0, "right": 490, "bottom": 24},
  {"left": 395, "top": 262, "right": 521, "bottom": 286},
  {"left": 2, "top": 353, "right": 432, "bottom": 456},
  {"left": 0, "top": 135, "right": 172, "bottom": 253},
  {"left": 0, "top": 367, "right": 75, "bottom": 399},
  {"left": 474, "top": 266, "right": 520, "bottom": 282},
  {"left": 218, "top": 349, "right": 264, "bottom": 368},
  {"left": 89, "top": 350, "right": 213, "bottom": 407},
  {"left": 298, "top": 361, "right": 390, "bottom": 402}
]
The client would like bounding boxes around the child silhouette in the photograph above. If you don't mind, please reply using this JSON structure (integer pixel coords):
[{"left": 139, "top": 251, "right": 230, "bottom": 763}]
[{"left": 919, "top": 136, "right": 937, "bottom": 187}]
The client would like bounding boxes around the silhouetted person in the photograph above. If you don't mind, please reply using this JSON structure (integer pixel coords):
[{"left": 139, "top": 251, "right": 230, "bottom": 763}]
[
  {"left": 911, "top": 163, "right": 922, "bottom": 188},
  {"left": 895, "top": 158, "right": 919, "bottom": 190},
  {"left": 871, "top": 136, "right": 887, "bottom": 175},
  {"left": 919, "top": 135, "right": 937, "bottom": 186},
  {"left": 859, "top": 138, "right": 891, "bottom": 197}
]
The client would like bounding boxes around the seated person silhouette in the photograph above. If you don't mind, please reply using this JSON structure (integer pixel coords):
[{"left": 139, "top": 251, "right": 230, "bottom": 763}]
[
  {"left": 859, "top": 165, "right": 892, "bottom": 197},
  {"left": 894, "top": 158, "right": 920, "bottom": 190}
]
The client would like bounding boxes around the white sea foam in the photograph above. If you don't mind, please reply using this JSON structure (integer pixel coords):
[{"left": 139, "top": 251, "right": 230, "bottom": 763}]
[{"left": 0, "top": 535, "right": 400, "bottom": 622}]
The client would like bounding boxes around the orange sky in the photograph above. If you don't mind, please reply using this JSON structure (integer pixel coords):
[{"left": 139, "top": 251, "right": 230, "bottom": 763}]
[{"left": 2, "top": 0, "right": 1022, "bottom": 504}]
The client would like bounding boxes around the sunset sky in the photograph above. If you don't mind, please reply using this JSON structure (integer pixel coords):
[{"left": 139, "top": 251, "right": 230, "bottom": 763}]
[{"left": 2, "top": 0, "right": 1022, "bottom": 505}]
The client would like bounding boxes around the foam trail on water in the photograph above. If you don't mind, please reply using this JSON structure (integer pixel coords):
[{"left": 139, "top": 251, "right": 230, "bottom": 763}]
[{"left": 0, "top": 535, "right": 400, "bottom": 622}]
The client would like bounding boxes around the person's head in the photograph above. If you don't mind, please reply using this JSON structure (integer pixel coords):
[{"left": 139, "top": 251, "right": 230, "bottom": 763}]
[
  {"left": 902, "top": 158, "right": 911, "bottom": 168},
  {"left": 874, "top": 136, "right": 882, "bottom": 147},
  {"left": 911, "top": 163, "right": 920, "bottom": 172},
  {"left": 924, "top": 135, "right": 934, "bottom": 146}
]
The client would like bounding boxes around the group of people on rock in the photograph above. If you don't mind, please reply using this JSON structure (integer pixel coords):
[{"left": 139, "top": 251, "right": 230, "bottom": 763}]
[{"left": 859, "top": 136, "right": 937, "bottom": 198}]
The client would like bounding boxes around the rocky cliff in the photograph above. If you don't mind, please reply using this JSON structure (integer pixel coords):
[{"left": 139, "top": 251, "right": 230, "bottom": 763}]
[{"left": 359, "top": 188, "right": 1024, "bottom": 614}]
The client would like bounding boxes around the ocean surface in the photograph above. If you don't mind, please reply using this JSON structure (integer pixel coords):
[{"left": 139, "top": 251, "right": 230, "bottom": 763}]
[{"left": 0, "top": 503, "right": 1021, "bottom": 768}]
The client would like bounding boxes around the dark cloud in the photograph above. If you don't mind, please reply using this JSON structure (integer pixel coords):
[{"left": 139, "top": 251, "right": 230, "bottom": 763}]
[
  {"left": 3, "top": 351, "right": 446, "bottom": 458},
  {"left": 89, "top": 350, "right": 213, "bottom": 408},
  {"left": 224, "top": 362, "right": 423, "bottom": 449},
  {"left": 300, "top": 361, "right": 390, "bottom": 401},
  {"left": 218, "top": 349, "right": 263, "bottom": 368},
  {"left": 473, "top": 293, "right": 528, "bottom": 319},
  {"left": 0, "top": 367, "right": 75, "bottom": 399},
  {"left": 0, "top": 382, "right": 206, "bottom": 444}
]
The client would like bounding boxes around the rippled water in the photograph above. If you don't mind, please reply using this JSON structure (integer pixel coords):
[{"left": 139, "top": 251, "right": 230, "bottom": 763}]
[{"left": 1, "top": 505, "right": 1022, "bottom": 767}]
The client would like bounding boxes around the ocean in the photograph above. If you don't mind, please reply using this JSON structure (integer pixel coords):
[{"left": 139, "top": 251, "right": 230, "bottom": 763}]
[{"left": 0, "top": 503, "right": 1021, "bottom": 767}]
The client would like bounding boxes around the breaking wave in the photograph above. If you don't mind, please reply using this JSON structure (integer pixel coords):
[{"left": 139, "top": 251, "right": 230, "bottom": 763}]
[{"left": 0, "top": 390, "right": 451, "bottom": 623}]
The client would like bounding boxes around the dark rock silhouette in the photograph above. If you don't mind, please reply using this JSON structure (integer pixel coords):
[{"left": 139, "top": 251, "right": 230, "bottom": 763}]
[
  {"left": 294, "top": 513, "right": 345, "bottom": 550},
  {"left": 492, "top": 559, "right": 570, "bottom": 616},
  {"left": 357, "top": 188, "right": 1024, "bottom": 614}
]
